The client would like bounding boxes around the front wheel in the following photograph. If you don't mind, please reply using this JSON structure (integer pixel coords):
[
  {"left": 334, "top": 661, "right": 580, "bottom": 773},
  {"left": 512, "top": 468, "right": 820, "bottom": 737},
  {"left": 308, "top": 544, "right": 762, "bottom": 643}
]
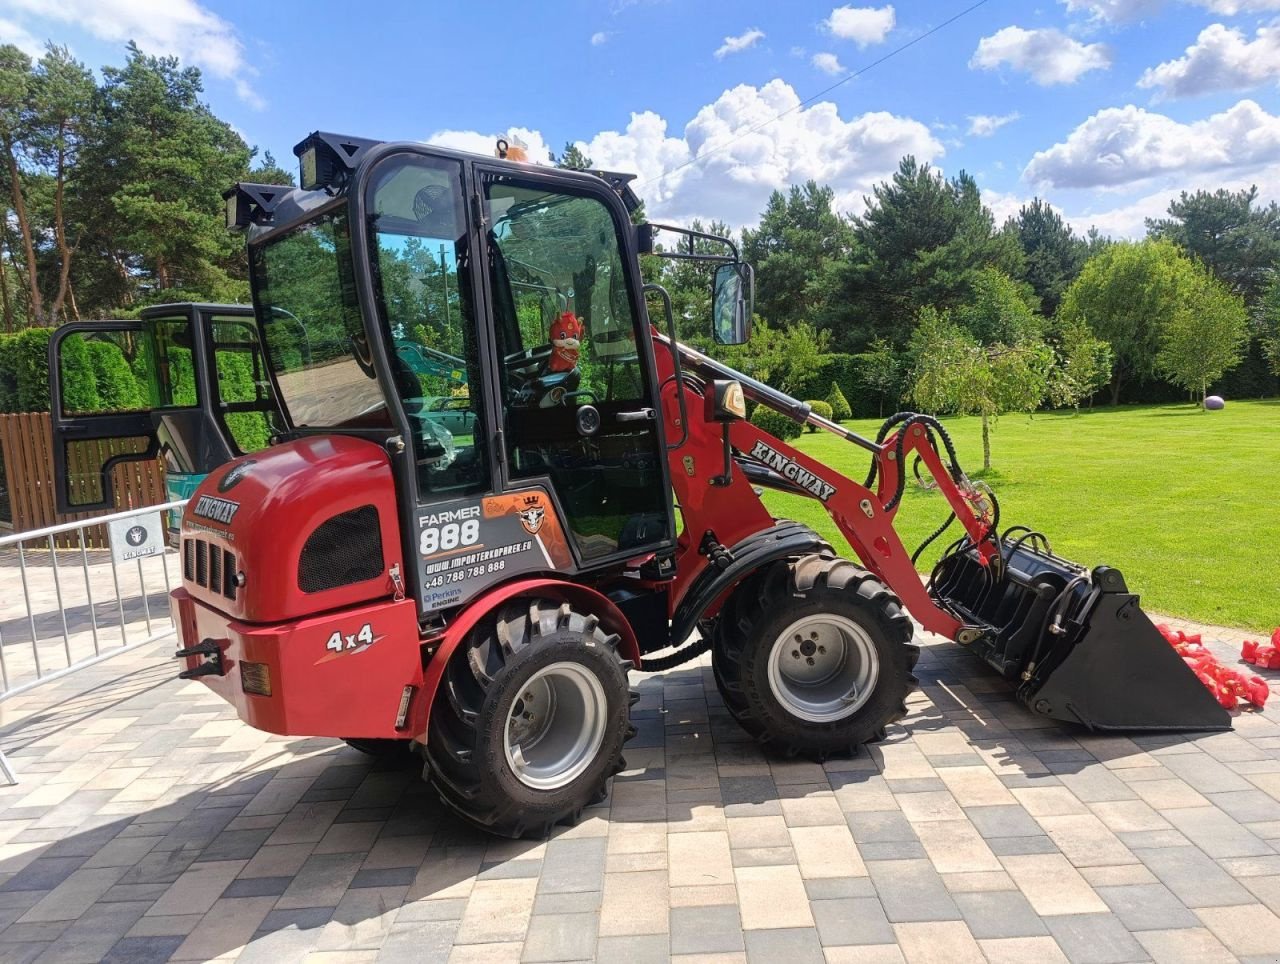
[
  {"left": 713, "top": 554, "right": 918, "bottom": 759},
  {"left": 425, "top": 599, "right": 634, "bottom": 837}
]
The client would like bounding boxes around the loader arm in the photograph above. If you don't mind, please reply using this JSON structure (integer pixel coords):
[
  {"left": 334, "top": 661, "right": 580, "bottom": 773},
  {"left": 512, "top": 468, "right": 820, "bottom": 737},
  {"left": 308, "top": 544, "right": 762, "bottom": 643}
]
[
  {"left": 655, "top": 334, "right": 997, "bottom": 643},
  {"left": 724, "top": 417, "right": 990, "bottom": 640},
  {"left": 655, "top": 333, "right": 1231, "bottom": 733}
]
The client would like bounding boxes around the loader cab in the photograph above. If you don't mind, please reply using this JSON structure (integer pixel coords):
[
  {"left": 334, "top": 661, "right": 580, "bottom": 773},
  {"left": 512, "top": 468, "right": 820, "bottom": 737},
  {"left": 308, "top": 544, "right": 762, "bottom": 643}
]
[
  {"left": 228, "top": 133, "right": 692, "bottom": 616},
  {"left": 48, "top": 303, "right": 282, "bottom": 516}
]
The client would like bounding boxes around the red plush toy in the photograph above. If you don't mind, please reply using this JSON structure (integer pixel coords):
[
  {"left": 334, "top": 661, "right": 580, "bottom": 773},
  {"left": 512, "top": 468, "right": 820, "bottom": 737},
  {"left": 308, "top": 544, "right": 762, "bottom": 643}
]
[
  {"left": 547, "top": 312, "right": 584, "bottom": 374},
  {"left": 1241, "top": 627, "right": 1280, "bottom": 674},
  {"left": 1156, "top": 623, "right": 1271, "bottom": 710}
]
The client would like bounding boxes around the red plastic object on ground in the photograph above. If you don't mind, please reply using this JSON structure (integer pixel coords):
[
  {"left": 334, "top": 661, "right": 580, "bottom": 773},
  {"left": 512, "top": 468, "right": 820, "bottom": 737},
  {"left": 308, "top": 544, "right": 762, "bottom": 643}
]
[{"left": 1155, "top": 624, "right": 1270, "bottom": 710}]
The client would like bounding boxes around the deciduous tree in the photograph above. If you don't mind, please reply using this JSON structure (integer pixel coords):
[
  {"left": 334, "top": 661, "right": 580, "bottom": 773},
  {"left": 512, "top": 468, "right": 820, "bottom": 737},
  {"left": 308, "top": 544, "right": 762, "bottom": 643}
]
[
  {"left": 1157, "top": 264, "right": 1248, "bottom": 406},
  {"left": 1057, "top": 240, "right": 1191, "bottom": 405},
  {"left": 909, "top": 307, "right": 1052, "bottom": 470}
]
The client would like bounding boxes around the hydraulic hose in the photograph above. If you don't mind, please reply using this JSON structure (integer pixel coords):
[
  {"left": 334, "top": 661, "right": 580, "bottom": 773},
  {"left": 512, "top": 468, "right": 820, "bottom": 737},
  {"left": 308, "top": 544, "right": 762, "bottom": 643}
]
[
  {"left": 884, "top": 415, "right": 962, "bottom": 513},
  {"left": 639, "top": 628, "right": 713, "bottom": 672}
]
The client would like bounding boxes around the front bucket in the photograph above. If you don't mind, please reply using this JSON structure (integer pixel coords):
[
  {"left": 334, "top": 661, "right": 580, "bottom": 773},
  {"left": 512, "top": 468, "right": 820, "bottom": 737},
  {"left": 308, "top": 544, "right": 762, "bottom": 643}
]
[{"left": 933, "top": 539, "right": 1231, "bottom": 732}]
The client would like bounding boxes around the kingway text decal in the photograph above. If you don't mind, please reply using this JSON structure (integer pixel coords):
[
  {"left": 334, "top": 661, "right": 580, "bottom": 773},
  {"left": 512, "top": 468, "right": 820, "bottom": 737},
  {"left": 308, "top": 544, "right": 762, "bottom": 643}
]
[
  {"left": 192, "top": 495, "right": 240, "bottom": 525},
  {"left": 748, "top": 441, "right": 837, "bottom": 502}
]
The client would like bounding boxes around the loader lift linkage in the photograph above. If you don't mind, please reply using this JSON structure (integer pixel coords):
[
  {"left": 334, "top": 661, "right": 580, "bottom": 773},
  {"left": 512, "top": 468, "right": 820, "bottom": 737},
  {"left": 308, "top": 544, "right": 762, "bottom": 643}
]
[{"left": 78, "top": 129, "right": 1230, "bottom": 839}]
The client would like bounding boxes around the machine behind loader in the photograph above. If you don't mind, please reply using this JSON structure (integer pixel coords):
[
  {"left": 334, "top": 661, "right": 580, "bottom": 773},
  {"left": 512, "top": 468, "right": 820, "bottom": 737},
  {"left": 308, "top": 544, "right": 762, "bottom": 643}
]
[{"left": 54, "top": 132, "right": 1229, "bottom": 838}]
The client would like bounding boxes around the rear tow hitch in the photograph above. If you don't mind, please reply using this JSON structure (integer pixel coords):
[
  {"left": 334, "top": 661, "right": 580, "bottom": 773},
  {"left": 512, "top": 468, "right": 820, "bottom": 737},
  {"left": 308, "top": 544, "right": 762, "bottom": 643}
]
[
  {"left": 175, "top": 638, "right": 225, "bottom": 680},
  {"left": 931, "top": 535, "right": 1231, "bottom": 732}
]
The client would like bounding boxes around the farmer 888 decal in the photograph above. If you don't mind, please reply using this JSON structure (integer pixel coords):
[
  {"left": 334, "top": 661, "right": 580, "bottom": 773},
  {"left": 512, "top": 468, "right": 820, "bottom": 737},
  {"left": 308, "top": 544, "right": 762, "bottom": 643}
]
[{"left": 415, "top": 489, "right": 574, "bottom": 613}]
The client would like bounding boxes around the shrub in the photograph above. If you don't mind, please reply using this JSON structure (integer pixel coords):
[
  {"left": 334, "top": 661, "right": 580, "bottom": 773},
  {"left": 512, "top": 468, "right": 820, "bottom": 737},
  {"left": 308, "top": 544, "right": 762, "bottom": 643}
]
[
  {"left": 826, "top": 381, "right": 851, "bottom": 421},
  {"left": 803, "top": 399, "right": 832, "bottom": 432},
  {"left": 87, "top": 340, "right": 147, "bottom": 411},
  {"left": 0, "top": 336, "right": 18, "bottom": 412},
  {"left": 14, "top": 328, "right": 56, "bottom": 413},
  {"left": 750, "top": 403, "right": 803, "bottom": 440}
]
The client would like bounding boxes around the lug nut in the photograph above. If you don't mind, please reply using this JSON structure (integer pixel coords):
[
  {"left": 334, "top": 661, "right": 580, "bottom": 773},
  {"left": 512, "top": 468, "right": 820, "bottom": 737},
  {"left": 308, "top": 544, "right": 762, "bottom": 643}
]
[
  {"left": 792, "top": 650, "right": 800, "bottom": 658},
  {"left": 794, "top": 634, "right": 803, "bottom": 643},
  {"left": 810, "top": 632, "right": 818, "bottom": 639},
  {"left": 818, "top": 646, "right": 826, "bottom": 654},
  {"left": 806, "top": 657, "right": 815, "bottom": 666}
]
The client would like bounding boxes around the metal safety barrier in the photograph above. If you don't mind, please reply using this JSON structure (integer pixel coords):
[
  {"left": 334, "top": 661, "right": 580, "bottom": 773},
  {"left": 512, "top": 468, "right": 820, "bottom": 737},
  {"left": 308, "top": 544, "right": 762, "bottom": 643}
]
[{"left": 0, "top": 499, "right": 188, "bottom": 784}]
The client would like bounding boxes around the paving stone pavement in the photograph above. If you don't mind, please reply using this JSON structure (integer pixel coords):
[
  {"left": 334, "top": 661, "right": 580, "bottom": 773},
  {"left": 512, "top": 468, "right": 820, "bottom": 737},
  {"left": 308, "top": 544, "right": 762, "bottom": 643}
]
[{"left": 0, "top": 613, "right": 1279, "bottom": 962}]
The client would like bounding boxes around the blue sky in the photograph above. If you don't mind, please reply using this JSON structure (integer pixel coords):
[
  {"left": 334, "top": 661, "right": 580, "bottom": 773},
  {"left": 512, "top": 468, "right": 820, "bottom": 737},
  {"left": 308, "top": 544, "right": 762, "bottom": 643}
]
[{"left": 5, "top": 0, "right": 1280, "bottom": 235}]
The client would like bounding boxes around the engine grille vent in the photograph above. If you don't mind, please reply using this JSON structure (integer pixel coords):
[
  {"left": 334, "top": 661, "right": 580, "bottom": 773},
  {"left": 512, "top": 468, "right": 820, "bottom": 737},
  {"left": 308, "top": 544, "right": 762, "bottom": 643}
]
[
  {"left": 183, "top": 537, "right": 237, "bottom": 600},
  {"left": 298, "top": 505, "right": 383, "bottom": 594}
]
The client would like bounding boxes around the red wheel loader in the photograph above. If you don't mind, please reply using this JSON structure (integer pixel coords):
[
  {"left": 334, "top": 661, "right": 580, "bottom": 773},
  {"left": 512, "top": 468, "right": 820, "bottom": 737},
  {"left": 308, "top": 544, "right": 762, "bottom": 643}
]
[{"left": 83, "top": 132, "right": 1227, "bottom": 837}]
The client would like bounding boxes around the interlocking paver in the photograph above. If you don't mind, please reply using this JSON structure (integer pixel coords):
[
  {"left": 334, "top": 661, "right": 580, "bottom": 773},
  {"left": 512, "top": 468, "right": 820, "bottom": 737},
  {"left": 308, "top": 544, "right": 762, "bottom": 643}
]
[
  {"left": 742, "top": 926, "right": 824, "bottom": 964},
  {"left": 670, "top": 904, "right": 744, "bottom": 954},
  {"left": 810, "top": 896, "right": 894, "bottom": 946},
  {"left": 1043, "top": 912, "right": 1147, "bottom": 964},
  {"left": 2, "top": 618, "right": 1280, "bottom": 960}
]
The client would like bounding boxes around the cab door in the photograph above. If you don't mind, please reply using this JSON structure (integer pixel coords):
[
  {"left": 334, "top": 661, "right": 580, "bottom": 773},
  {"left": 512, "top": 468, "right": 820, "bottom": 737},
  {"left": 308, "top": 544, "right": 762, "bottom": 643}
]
[
  {"left": 48, "top": 321, "right": 158, "bottom": 513},
  {"left": 478, "top": 168, "right": 677, "bottom": 566}
]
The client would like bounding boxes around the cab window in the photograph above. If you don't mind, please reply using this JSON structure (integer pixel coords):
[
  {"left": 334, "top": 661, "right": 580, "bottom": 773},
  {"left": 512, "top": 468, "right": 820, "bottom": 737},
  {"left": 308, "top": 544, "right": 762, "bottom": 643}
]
[{"left": 366, "top": 155, "right": 489, "bottom": 497}]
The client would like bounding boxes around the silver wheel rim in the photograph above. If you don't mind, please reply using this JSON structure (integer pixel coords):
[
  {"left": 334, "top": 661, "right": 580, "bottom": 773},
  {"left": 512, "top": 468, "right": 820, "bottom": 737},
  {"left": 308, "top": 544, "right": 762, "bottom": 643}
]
[
  {"left": 766, "top": 614, "right": 880, "bottom": 723},
  {"left": 503, "top": 661, "right": 608, "bottom": 790}
]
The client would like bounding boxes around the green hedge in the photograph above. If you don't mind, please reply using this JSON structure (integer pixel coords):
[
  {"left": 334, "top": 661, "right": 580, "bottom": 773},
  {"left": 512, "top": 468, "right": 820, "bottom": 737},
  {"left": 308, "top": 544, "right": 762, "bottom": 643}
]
[
  {"left": 789, "top": 352, "right": 892, "bottom": 420},
  {"left": 0, "top": 328, "right": 148, "bottom": 415},
  {"left": 750, "top": 403, "right": 803, "bottom": 440}
]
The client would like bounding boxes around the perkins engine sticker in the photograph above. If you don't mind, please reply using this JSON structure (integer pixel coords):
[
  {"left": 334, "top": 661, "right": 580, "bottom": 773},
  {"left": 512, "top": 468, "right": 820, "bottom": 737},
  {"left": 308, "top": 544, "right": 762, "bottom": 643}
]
[
  {"left": 417, "top": 489, "right": 573, "bottom": 612},
  {"left": 748, "top": 440, "right": 837, "bottom": 502},
  {"left": 192, "top": 495, "right": 241, "bottom": 525}
]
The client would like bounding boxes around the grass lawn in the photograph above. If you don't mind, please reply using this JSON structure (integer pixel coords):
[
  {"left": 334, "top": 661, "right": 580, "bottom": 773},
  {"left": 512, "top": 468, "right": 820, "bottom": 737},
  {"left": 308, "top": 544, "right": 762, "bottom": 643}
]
[{"left": 758, "top": 399, "right": 1280, "bottom": 633}]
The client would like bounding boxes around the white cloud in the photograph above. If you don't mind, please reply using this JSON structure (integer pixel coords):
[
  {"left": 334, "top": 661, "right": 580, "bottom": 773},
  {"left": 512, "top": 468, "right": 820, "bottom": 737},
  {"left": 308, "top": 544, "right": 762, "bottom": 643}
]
[
  {"left": 812, "top": 51, "right": 846, "bottom": 75},
  {"left": 590, "top": 31, "right": 611, "bottom": 46},
  {"left": 714, "top": 28, "right": 765, "bottom": 60},
  {"left": 587, "top": 80, "right": 941, "bottom": 227},
  {"left": 825, "top": 5, "right": 895, "bottom": 48},
  {"left": 0, "top": 16, "right": 42, "bottom": 58},
  {"left": 1063, "top": 0, "right": 1280, "bottom": 20},
  {"left": 967, "top": 111, "right": 1021, "bottom": 136},
  {"left": 1024, "top": 99, "right": 1280, "bottom": 189},
  {"left": 430, "top": 80, "right": 941, "bottom": 230},
  {"left": 1139, "top": 24, "right": 1280, "bottom": 99},
  {"left": 3, "top": 0, "right": 262, "bottom": 107},
  {"left": 971, "top": 26, "right": 1110, "bottom": 86},
  {"left": 427, "top": 127, "right": 555, "bottom": 165},
  {"left": 1061, "top": 0, "right": 1164, "bottom": 19}
]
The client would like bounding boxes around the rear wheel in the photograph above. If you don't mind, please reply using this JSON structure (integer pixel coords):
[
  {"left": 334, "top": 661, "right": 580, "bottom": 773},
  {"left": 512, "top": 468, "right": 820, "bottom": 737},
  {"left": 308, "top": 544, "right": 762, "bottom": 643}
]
[
  {"left": 713, "top": 553, "right": 918, "bottom": 759},
  {"left": 425, "top": 599, "right": 634, "bottom": 837}
]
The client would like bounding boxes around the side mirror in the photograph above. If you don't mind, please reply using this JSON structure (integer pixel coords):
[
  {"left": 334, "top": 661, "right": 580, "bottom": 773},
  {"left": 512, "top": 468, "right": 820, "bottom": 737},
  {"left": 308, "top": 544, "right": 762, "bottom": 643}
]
[{"left": 712, "top": 263, "right": 753, "bottom": 346}]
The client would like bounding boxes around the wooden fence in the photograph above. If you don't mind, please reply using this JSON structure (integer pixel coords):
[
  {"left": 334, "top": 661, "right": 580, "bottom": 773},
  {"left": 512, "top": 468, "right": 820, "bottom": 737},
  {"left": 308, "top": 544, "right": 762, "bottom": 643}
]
[{"left": 0, "top": 412, "right": 166, "bottom": 547}]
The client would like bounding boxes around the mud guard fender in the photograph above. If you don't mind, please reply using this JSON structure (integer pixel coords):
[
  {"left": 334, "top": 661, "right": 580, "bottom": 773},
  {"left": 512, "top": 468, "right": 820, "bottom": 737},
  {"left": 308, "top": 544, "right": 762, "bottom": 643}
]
[
  {"left": 415, "top": 578, "right": 642, "bottom": 743},
  {"left": 668, "top": 521, "right": 830, "bottom": 646}
]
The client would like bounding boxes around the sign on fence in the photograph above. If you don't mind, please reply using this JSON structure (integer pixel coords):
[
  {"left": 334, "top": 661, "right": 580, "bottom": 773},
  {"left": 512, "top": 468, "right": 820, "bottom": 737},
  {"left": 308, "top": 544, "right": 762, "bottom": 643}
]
[{"left": 107, "top": 510, "right": 164, "bottom": 562}]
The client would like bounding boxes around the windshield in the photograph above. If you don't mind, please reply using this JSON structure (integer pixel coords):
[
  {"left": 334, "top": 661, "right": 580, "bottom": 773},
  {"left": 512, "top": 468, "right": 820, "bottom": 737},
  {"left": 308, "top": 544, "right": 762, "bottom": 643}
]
[{"left": 250, "top": 205, "right": 389, "bottom": 429}]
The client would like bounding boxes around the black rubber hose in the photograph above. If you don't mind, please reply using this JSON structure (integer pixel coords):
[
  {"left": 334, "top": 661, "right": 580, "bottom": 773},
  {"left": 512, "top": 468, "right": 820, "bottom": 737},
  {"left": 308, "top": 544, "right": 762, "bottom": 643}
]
[
  {"left": 912, "top": 511, "right": 957, "bottom": 566},
  {"left": 885, "top": 416, "right": 961, "bottom": 512},
  {"left": 864, "top": 412, "right": 919, "bottom": 488}
]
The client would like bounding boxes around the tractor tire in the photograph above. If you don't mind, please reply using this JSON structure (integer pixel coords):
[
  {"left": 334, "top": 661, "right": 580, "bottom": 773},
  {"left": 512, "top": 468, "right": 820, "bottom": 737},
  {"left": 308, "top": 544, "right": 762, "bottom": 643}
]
[
  {"left": 342, "top": 738, "right": 415, "bottom": 762},
  {"left": 712, "top": 553, "right": 918, "bottom": 760},
  {"left": 425, "top": 599, "right": 634, "bottom": 838}
]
